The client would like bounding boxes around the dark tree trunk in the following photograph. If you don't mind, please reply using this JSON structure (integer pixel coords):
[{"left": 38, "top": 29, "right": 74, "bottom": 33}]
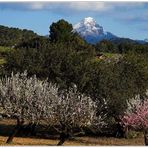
[
  {"left": 6, "top": 118, "right": 24, "bottom": 144},
  {"left": 22, "top": 123, "right": 37, "bottom": 136},
  {"left": 30, "top": 123, "right": 37, "bottom": 136},
  {"left": 144, "top": 129, "right": 148, "bottom": 145},
  {"left": 57, "top": 137, "right": 66, "bottom": 145},
  {"left": 115, "top": 122, "right": 124, "bottom": 138},
  {"left": 124, "top": 126, "right": 129, "bottom": 139},
  {"left": 57, "top": 133, "right": 69, "bottom": 146}
]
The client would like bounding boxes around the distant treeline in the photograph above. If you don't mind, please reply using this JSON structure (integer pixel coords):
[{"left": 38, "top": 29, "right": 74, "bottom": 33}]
[{"left": 0, "top": 25, "right": 38, "bottom": 47}]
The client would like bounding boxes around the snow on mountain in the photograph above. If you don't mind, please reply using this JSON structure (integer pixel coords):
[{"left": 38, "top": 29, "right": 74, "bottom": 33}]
[
  {"left": 144, "top": 39, "right": 148, "bottom": 42},
  {"left": 73, "top": 17, "right": 117, "bottom": 44}
]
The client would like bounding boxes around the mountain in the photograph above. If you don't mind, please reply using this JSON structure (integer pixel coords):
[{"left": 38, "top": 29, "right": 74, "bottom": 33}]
[
  {"left": 144, "top": 39, "right": 148, "bottom": 42},
  {"left": 73, "top": 17, "right": 117, "bottom": 44},
  {"left": 73, "top": 17, "right": 147, "bottom": 45}
]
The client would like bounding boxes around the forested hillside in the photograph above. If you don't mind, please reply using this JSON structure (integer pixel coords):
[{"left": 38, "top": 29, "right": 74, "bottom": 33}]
[{"left": 0, "top": 25, "right": 38, "bottom": 47}]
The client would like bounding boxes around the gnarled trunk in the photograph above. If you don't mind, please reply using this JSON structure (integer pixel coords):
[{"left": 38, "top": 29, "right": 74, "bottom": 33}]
[
  {"left": 124, "top": 126, "right": 129, "bottom": 139},
  {"left": 57, "top": 132, "right": 69, "bottom": 146},
  {"left": 115, "top": 122, "right": 124, "bottom": 138},
  {"left": 144, "top": 129, "right": 148, "bottom": 145},
  {"left": 6, "top": 118, "right": 24, "bottom": 144},
  {"left": 23, "top": 123, "right": 37, "bottom": 136},
  {"left": 57, "top": 122, "right": 73, "bottom": 146},
  {"left": 30, "top": 123, "right": 37, "bottom": 136}
]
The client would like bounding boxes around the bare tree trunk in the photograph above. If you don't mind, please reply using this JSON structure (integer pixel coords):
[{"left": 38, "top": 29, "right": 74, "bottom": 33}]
[
  {"left": 23, "top": 123, "right": 37, "bottom": 136},
  {"left": 57, "top": 138, "right": 66, "bottom": 145},
  {"left": 144, "top": 129, "right": 148, "bottom": 146},
  {"left": 30, "top": 123, "right": 37, "bottom": 136},
  {"left": 6, "top": 118, "right": 24, "bottom": 144},
  {"left": 57, "top": 133, "right": 69, "bottom": 146},
  {"left": 115, "top": 122, "right": 124, "bottom": 138},
  {"left": 124, "top": 126, "right": 128, "bottom": 139}
]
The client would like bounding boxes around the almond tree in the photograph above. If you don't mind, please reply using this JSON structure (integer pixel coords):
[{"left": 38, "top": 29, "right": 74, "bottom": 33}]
[
  {"left": 0, "top": 71, "right": 106, "bottom": 145},
  {"left": 0, "top": 71, "right": 58, "bottom": 143},
  {"left": 121, "top": 97, "right": 148, "bottom": 145},
  {"left": 46, "top": 86, "right": 107, "bottom": 145}
]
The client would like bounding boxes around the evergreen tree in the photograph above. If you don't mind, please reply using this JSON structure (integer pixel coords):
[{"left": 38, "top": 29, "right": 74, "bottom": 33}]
[{"left": 49, "top": 19, "right": 73, "bottom": 43}]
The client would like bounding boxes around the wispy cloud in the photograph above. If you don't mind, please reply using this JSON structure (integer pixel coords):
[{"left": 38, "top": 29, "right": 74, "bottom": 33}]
[
  {"left": 0, "top": 2, "right": 57, "bottom": 11},
  {"left": 0, "top": 2, "right": 146, "bottom": 12},
  {"left": 28, "top": 2, "right": 46, "bottom": 10},
  {"left": 0, "top": 2, "right": 113, "bottom": 11},
  {"left": 63, "top": 2, "right": 113, "bottom": 11}
]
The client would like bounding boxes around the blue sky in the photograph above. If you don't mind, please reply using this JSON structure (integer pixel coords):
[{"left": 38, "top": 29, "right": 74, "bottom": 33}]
[{"left": 0, "top": 2, "right": 148, "bottom": 40}]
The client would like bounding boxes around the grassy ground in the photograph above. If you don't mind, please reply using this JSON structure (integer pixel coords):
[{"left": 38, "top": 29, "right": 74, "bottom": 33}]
[{"left": 0, "top": 118, "right": 144, "bottom": 146}]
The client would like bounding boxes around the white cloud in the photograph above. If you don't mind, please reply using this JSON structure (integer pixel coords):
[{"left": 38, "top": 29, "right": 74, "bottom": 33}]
[
  {"left": 67, "top": 2, "right": 113, "bottom": 11},
  {"left": 25, "top": 2, "right": 113, "bottom": 11},
  {"left": 112, "top": 2, "right": 144, "bottom": 7},
  {"left": 26, "top": 2, "right": 145, "bottom": 12},
  {"left": 0, "top": 2, "right": 146, "bottom": 12},
  {"left": 26, "top": 2, "right": 61, "bottom": 10},
  {"left": 28, "top": 2, "right": 49, "bottom": 10}
]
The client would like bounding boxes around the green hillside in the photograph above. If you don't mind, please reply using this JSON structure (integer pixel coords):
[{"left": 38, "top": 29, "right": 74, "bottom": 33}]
[
  {"left": 0, "top": 46, "right": 13, "bottom": 65},
  {"left": 0, "top": 25, "right": 38, "bottom": 47}
]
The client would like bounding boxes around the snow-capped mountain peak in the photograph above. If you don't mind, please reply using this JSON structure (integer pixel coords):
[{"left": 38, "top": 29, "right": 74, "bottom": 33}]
[
  {"left": 83, "top": 17, "right": 97, "bottom": 26},
  {"left": 144, "top": 39, "right": 148, "bottom": 42},
  {"left": 73, "top": 17, "right": 103, "bottom": 37},
  {"left": 73, "top": 17, "right": 147, "bottom": 44},
  {"left": 73, "top": 17, "right": 117, "bottom": 44}
]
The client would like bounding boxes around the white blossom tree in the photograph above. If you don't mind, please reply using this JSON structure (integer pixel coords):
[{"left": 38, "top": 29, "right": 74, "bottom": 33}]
[
  {"left": 46, "top": 86, "right": 107, "bottom": 145},
  {"left": 0, "top": 71, "right": 106, "bottom": 145},
  {"left": 0, "top": 71, "right": 58, "bottom": 143}
]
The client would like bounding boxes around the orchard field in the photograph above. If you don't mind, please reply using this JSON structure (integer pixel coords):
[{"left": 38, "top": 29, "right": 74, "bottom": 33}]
[
  {"left": 0, "top": 19, "right": 148, "bottom": 146},
  {"left": 0, "top": 119, "right": 144, "bottom": 146}
]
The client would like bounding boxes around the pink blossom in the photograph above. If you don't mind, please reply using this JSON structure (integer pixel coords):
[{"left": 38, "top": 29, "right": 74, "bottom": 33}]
[{"left": 121, "top": 99, "right": 148, "bottom": 130}]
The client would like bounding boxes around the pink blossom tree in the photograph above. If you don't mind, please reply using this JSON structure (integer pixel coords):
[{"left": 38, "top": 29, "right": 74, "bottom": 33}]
[{"left": 121, "top": 97, "right": 148, "bottom": 145}]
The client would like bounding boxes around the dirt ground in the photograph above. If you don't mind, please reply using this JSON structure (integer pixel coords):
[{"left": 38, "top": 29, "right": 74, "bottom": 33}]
[
  {"left": 0, "top": 118, "right": 145, "bottom": 146},
  {"left": 0, "top": 135, "right": 144, "bottom": 146}
]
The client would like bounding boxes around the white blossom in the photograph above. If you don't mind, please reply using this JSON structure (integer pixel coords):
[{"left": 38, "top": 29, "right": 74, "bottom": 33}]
[{"left": 0, "top": 71, "right": 106, "bottom": 132}]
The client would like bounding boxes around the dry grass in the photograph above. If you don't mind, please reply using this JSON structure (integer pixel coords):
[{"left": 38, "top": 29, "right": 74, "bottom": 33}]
[
  {"left": 78, "top": 136, "right": 144, "bottom": 146},
  {"left": 0, "top": 118, "right": 145, "bottom": 146},
  {"left": 0, "top": 118, "right": 16, "bottom": 125},
  {"left": 0, "top": 135, "right": 144, "bottom": 146},
  {"left": 0, "top": 136, "right": 95, "bottom": 146}
]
